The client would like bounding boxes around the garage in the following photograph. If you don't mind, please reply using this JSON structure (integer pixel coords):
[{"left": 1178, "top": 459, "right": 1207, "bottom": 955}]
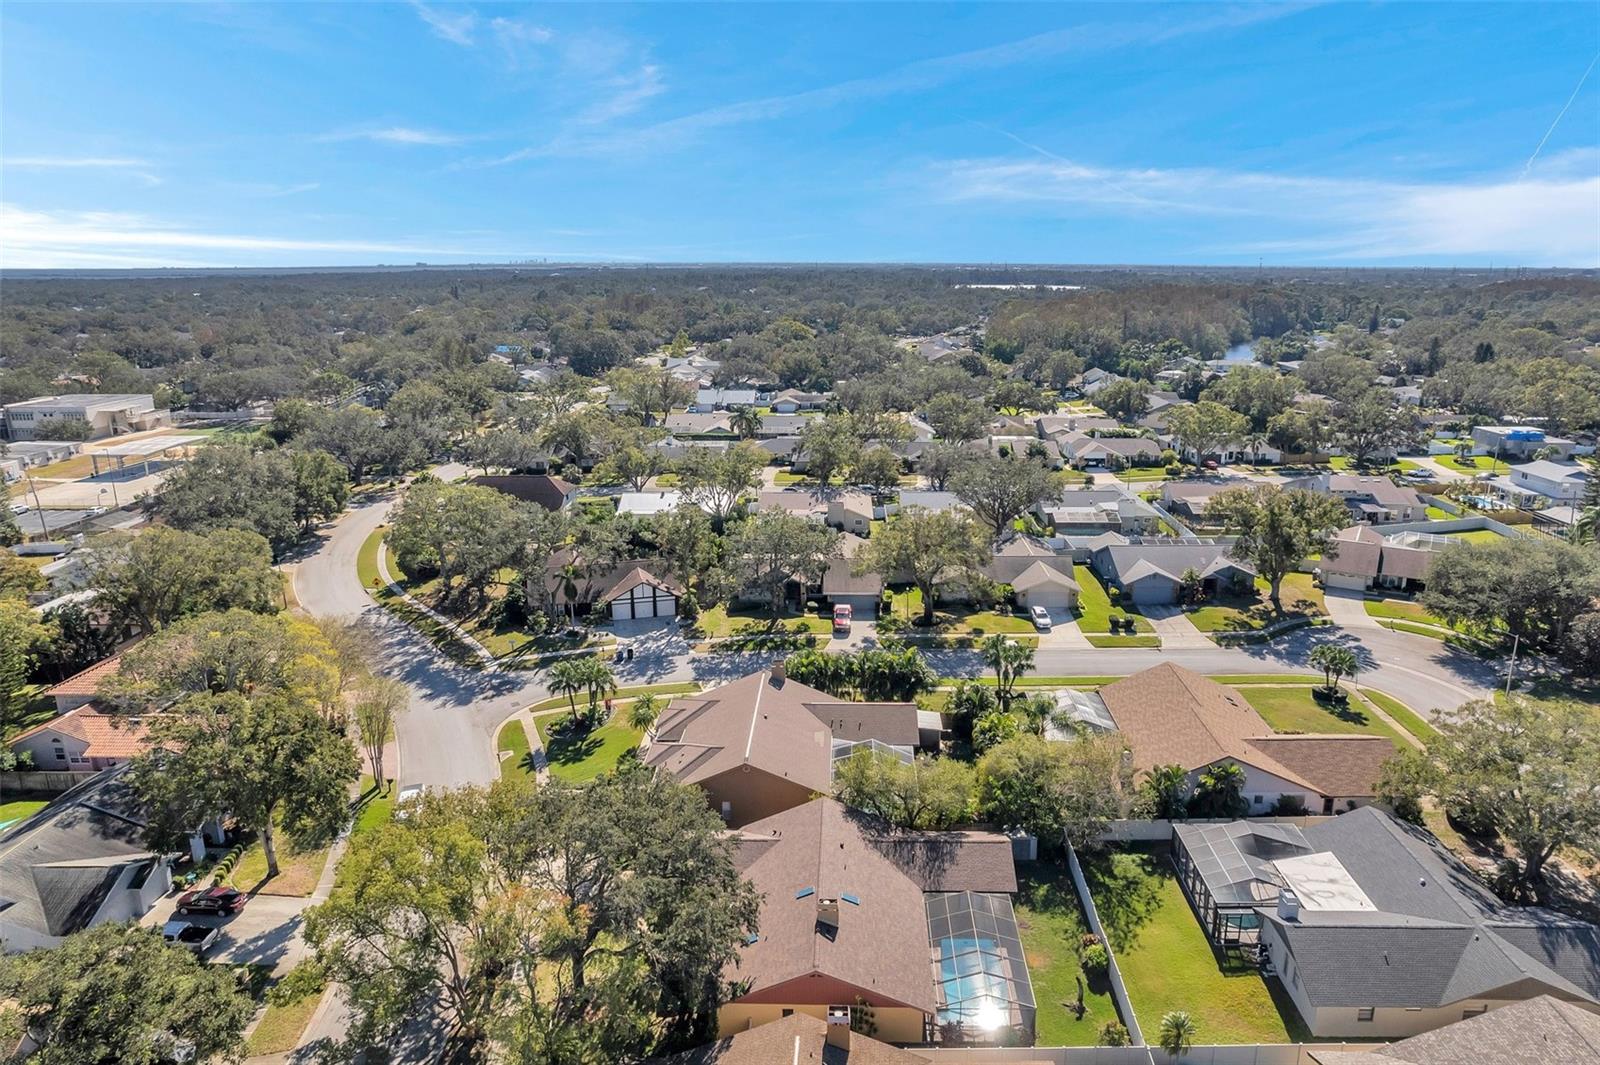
[
  {"left": 1012, "top": 561, "right": 1080, "bottom": 611},
  {"left": 599, "top": 567, "right": 683, "bottom": 622}
]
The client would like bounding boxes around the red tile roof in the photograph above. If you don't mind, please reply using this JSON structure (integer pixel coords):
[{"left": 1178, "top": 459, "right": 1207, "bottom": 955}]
[
  {"left": 9, "top": 701, "right": 153, "bottom": 760},
  {"left": 42, "top": 655, "right": 123, "bottom": 698}
]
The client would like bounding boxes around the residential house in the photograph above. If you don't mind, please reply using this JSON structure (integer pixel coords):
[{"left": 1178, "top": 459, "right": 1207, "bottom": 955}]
[
  {"left": 1172, "top": 808, "right": 1600, "bottom": 1039},
  {"left": 1161, "top": 480, "right": 1236, "bottom": 522},
  {"left": 616, "top": 491, "right": 685, "bottom": 517},
  {"left": 717, "top": 798, "right": 1032, "bottom": 1044},
  {"left": 3, "top": 394, "right": 167, "bottom": 442},
  {"left": 649, "top": 1011, "right": 930, "bottom": 1064},
  {"left": 1101, "top": 664, "right": 1394, "bottom": 814},
  {"left": 984, "top": 534, "right": 1076, "bottom": 584},
  {"left": 755, "top": 490, "right": 831, "bottom": 522},
  {"left": 537, "top": 552, "right": 675, "bottom": 618},
  {"left": 1309, "top": 995, "right": 1600, "bottom": 1065},
  {"left": 0, "top": 768, "right": 173, "bottom": 951},
  {"left": 1038, "top": 413, "right": 1121, "bottom": 439},
  {"left": 1320, "top": 525, "right": 1455, "bottom": 592},
  {"left": 9, "top": 703, "right": 151, "bottom": 773},
  {"left": 1090, "top": 540, "right": 1256, "bottom": 605},
  {"left": 1504, "top": 459, "right": 1589, "bottom": 504},
  {"left": 642, "top": 669, "right": 930, "bottom": 826},
  {"left": 1076, "top": 368, "right": 1125, "bottom": 397},
  {"left": 825, "top": 493, "right": 874, "bottom": 537},
  {"left": 1470, "top": 425, "right": 1576, "bottom": 461},
  {"left": 759, "top": 413, "right": 812, "bottom": 438},
  {"left": 42, "top": 655, "right": 124, "bottom": 715},
  {"left": 596, "top": 567, "right": 683, "bottom": 622},
  {"left": 470, "top": 474, "right": 576, "bottom": 512},
  {"left": 1010, "top": 562, "right": 1079, "bottom": 611},
  {"left": 896, "top": 491, "right": 966, "bottom": 514},
  {"left": 1283, "top": 474, "right": 1427, "bottom": 525},
  {"left": 989, "top": 435, "right": 1060, "bottom": 468},
  {"left": 769, "top": 390, "right": 829, "bottom": 414},
  {"left": 1039, "top": 487, "right": 1163, "bottom": 536},
  {"left": 1056, "top": 432, "right": 1162, "bottom": 471},
  {"left": 902, "top": 334, "right": 969, "bottom": 363},
  {"left": 694, "top": 388, "right": 760, "bottom": 411},
  {"left": 822, "top": 536, "right": 882, "bottom": 619},
  {"left": 664, "top": 411, "right": 735, "bottom": 436}
]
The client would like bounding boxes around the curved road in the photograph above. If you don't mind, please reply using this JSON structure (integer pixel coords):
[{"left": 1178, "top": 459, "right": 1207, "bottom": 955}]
[{"left": 291, "top": 489, "right": 1502, "bottom": 790}]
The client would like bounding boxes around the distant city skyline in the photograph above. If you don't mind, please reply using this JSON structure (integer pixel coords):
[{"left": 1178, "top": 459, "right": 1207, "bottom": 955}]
[{"left": 2, "top": 2, "right": 1597, "bottom": 269}]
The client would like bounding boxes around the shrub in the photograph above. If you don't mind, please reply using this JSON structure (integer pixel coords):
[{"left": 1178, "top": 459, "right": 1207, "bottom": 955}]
[
  {"left": 1080, "top": 943, "right": 1109, "bottom": 977},
  {"left": 1079, "top": 932, "right": 1102, "bottom": 952},
  {"left": 1098, "top": 1021, "right": 1131, "bottom": 1047},
  {"left": 1271, "top": 794, "right": 1309, "bottom": 816}
]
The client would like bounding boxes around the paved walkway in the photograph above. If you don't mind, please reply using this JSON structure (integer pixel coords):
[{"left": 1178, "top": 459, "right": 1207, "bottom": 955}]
[{"left": 1137, "top": 605, "right": 1217, "bottom": 649}]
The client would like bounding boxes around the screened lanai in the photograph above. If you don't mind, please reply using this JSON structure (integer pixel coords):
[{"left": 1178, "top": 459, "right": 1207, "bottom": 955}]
[
  {"left": 1171, "top": 821, "right": 1312, "bottom": 945},
  {"left": 925, "top": 890, "right": 1036, "bottom": 1045}
]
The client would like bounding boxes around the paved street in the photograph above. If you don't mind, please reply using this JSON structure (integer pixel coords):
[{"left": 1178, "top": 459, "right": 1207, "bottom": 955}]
[{"left": 289, "top": 481, "right": 1502, "bottom": 798}]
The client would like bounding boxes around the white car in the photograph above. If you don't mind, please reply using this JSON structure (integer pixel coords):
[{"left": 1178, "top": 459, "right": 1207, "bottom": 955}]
[
  {"left": 1030, "top": 606, "right": 1052, "bottom": 631},
  {"left": 162, "top": 920, "right": 220, "bottom": 955},
  {"left": 8, "top": 502, "right": 26, "bottom": 516},
  {"left": 395, "top": 784, "right": 425, "bottom": 819}
]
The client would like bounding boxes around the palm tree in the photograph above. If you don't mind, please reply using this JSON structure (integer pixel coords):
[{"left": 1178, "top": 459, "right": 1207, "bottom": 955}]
[
  {"left": 546, "top": 659, "right": 587, "bottom": 725},
  {"left": 1574, "top": 505, "right": 1600, "bottom": 547},
  {"left": 626, "top": 693, "right": 663, "bottom": 735},
  {"left": 1158, "top": 1011, "right": 1196, "bottom": 1058},
  {"left": 729, "top": 406, "right": 763, "bottom": 440},
  {"left": 1143, "top": 764, "right": 1191, "bottom": 819},
  {"left": 1246, "top": 429, "right": 1269, "bottom": 467},
  {"left": 1191, "top": 763, "right": 1247, "bottom": 818},
  {"left": 1308, "top": 644, "right": 1359, "bottom": 694},
  {"left": 557, "top": 563, "right": 583, "bottom": 629},
  {"left": 579, "top": 658, "right": 619, "bottom": 728},
  {"left": 980, "top": 635, "right": 1035, "bottom": 710}
]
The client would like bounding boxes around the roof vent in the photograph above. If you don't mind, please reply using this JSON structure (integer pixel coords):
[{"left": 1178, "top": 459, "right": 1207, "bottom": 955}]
[
  {"left": 817, "top": 896, "right": 840, "bottom": 932},
  {"left": 1419, "top": 877, "right": 1427, "bottom": 887}
]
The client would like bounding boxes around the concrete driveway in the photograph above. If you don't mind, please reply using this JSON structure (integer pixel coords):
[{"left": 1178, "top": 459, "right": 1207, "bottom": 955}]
[
  {"left": 1137, "top": 605, "right": 1217, "bottom": 649},
  {"left": 1323, "top": 589, "right": 1382, "bottom": 629},
  {"left": 142, "top": 891, "right": 313, "bottom": 976},
  {"left": 1035, "top": 609, "right": 1091, "bottom": 649}
]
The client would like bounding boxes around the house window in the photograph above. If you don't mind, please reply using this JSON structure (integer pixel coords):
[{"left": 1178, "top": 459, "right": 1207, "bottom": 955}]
[
  {"left": 1252, "top": 795, "right": 1263, "bottom": 805},
  {"left": 1462, "top": 1006, "right": 1487, "bottom": 1020},
  {"left": 781, "top": 1009, "right": 794, "bottom": 1017},
  {"left": 1357, "top": 1008, "right": 1375, "bottom": 1022}
]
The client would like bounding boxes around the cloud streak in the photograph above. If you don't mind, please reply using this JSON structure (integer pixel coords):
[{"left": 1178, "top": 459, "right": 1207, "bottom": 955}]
[
  {"left": 933, "top": 149, "right": 1600, "bottom": 264},
  {"left": 321, "top": 126, "right": 468, "bottom": 146},
  {"left": 5, "top": 155, "right": 163, "bottom": 186}
]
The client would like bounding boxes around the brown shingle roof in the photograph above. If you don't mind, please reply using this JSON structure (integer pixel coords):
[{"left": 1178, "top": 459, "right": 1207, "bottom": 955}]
[
  {"left": 469, "top": 473, "right": 573, "bottom": 511},
  {"left": 9, "top": 701, "right": 153, "bottom": 760},
  {"left": 643, "top": 671, "right": 919, "bottom": 795},
  {"left": 727, "top": 799, "right": 1016, "bottom": 1013},
  {"left": 1309, "top": 995, "right": 1600, "bottom": 1065},
  {"left": 647, "top": 1011, "right": 930, "bottom": 1065},
  {"left": 1101, "top": 667, "right": 1393, "bottom": 799},
  {"left": 594, "top": 566, "right": 684, "bottom": 605},
  {"left": 43, "top": 655, "right": 123, "bottom": 698}
]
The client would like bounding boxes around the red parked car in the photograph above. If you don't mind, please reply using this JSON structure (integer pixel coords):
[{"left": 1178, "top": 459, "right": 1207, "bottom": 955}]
[{"left": 175, "top": 886, "right": 247, "bottom": 916}]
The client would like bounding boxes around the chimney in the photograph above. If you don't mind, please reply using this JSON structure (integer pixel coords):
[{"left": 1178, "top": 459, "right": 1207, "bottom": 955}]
[
  {"left": 770, "top": 661, "right": 786, "bottom": 683},
  {"left": 817, "top": 896, "right": 840, "bottom": 932},
  {"left": 825, "top": 1005, "right": 852, "bottom": 1051},
  {"left": 1277, "top": 888, "right": 1301, "bottom": 922}
]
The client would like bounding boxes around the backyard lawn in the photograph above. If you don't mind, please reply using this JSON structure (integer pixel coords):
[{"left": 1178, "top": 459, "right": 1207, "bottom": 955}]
[
  {"left": 1013, "top": 862, "right": 1120, "bottom": 1046},
  {"left": 1071, "top": 565, "right": 1158, "bottom": 648},
  {"left": 1081, "top": 846, "right": 1304, "bottom": 1044},
  {"left": 1242, "top": 685, "right": 1408, "bottom": 750},
  {"left": 1438, "top": 528, "right": 1506, "bottom": 544},
  {"left": 1184, "top": 573, "right": 1324, "bottom": 633},
  {"left": 535, "top": 711, "right": 645, "bottom": 783},
  {"left": 0, "top": 799, "right": 49, "bottom": 827}
]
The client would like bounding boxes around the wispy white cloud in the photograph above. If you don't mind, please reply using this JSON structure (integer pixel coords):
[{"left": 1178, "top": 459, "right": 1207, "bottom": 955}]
[
  {"left": 222, "top": 181, "right": 322, "bottom": 198},
  {"left": 0, "top": 203, "right": 640, "bottom": 268},
  {"left": 576, "top": 63, "right": 665, "bottom": 126},
  {"left": 932, "top": 149, "right": 1600, "bottom": 264},
  {"left": 320, "top": 126, "right": 468, "bottom": 146},
  {"left": 488, "top": 4, "right": 1303, "bottom": 162},
  {"left": 5, "top": 155, "right": 163, "bottom": 186},
  {"left": 412, "top": 2, "right": 477, "bottom": 46}
]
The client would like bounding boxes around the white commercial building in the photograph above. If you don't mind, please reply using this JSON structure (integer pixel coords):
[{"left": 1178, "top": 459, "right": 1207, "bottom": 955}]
[{"left": 2, "top": 394, "right": 167, "bottom": 441}]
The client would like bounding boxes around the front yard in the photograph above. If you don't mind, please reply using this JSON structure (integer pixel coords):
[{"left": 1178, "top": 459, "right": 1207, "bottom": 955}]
[
  {"left": 1081, "top": 846, "right": 1305, "bottom": 1044},
  {"left": 534, "top": 711, "right": 645, "bottom": 783},
  {"left": 1072, "top": 565, "right": 1159, "bottom": 648},
  {"left": 1013, "top": 862, "right": 1120, "bottom": 1045},
  {"left": 694, "top": 603, "right": 833, "bottom": 640},
  {"left": 1183, "top": 573, "right": 1325, "bottom": 633},
  {"left": 1241, "top": 685, "right": 1410, "bottom": 750},
  {"left": 884, "top": 587, "right": 1037, "bottom": 638}
]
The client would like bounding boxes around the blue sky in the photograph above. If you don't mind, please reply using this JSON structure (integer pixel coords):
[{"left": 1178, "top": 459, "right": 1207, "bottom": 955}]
[{"left": 3, "top": 2, "right": 1597, "bottom": 268}]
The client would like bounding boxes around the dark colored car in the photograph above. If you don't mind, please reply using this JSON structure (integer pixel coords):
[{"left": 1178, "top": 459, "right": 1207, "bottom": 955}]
[{"left": 175, "top": 886, "right": 247, "bottom": 916}]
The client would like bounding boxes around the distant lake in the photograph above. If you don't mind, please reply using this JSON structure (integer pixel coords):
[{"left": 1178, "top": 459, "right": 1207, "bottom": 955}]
[{"left": 1220, "top": 341, "right": 1257, "bottom": 364}]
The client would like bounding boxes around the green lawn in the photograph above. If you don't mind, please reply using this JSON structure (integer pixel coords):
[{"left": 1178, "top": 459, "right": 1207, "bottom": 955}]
[
  {"left": 1071, "top": 565, "right": 1160, "bottom": 647},
  {"left": 0, "top": 799, "right": 49, "bottom": 826},
  {"left": 1184, "top": 573, "right": 1325, "bottom": 633},
  {"left": 1424, "top": 505, "right": 1453, "bottom": 519},
  {"left": 534, "top": 712, "right": 645, "bottom": 783},
  {"left": 229, "top": 829, "right": 332, "bottom": 898},
  {"left": 1212, "top": 674, "right": 1322, "bottom": 686},
  {"left": 1112, "top": 466, "right": 1169, "bottom": 483},
  {"left": 1439, "top": 528, "right": 1506, "bottom": 544},
  {"left": 243, "top": 968, "right": 324, "bottom": 1055},
  {"left": 350, "top": 775, "right": 396, "bottom": 837},
  {"left": 884, "top": 587, "right": 1037, "bottom": 636},
  {"left": 3, "top": 686, "right": 56, "bottom": 742},
  {"left": 1243, "top": 685, "right": 1407, "bottom": 750},
  {"left": 1327, "top": 456, "right": 1424, "bottom": 474},
  {"left": 695, "top": 603, "right": 833, "bottom": 638},
  {"left": 1363, "top": 598, "right": 1450, "bottom": 626},
  {"left": 1435, "top": 454, "right": 1494, "bottom": 472},
  {"left": 497, "top": 719, "right": 537, "bottom": 779},
  {"left": 1082, "top": 847, "right": 1303, "bottom": 1044},
  {"left": 1360, "top": 689, "right": 1439, "bottom": 745},
  {"left": 1014, "top": 862, "right": 1121, "bottom": 1045},
  {"left": 523, "top": 682, "right": 701, "bottom": 715}
]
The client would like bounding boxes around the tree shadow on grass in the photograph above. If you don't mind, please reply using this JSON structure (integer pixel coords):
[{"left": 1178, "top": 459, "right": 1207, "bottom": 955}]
[
  {"left": 1079, "top": 848, "right": 1166, "bottom": 952},
  {"left": 543, "top": 724, "right": 603, "bottom": 766}
]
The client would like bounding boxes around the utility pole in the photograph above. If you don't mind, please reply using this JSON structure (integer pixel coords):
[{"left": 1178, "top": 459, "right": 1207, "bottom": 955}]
[
  {"left": 25, "top": 476, "right": 47, "bottom": 538},
  {"left": 1505, "top": 633, "right": 1520, "bottom": 697}
]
